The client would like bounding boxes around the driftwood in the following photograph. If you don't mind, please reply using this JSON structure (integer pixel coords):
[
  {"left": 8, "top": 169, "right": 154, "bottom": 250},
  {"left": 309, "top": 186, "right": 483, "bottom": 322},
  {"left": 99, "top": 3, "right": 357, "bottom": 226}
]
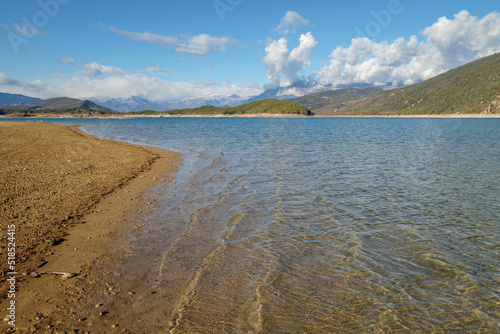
[{"left": 30, "top": 271, "right": 77, "bottom": 279}]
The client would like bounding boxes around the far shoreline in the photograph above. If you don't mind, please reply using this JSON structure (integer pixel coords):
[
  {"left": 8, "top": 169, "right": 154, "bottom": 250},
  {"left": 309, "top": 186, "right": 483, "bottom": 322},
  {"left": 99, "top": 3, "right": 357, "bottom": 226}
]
[{"left": 0, "top": 113, "right": 499, "bottom": 119}]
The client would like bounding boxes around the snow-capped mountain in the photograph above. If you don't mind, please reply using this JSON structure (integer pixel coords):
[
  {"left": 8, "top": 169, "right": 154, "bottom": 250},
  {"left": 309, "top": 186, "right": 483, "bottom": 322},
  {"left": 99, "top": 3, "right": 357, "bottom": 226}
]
[
  {"left": 90, "top": 96, "right": 166, "bottom": 112},
  {"left": 245, "top": 83, "right": 334, "bottom": 103},
  {"left": 166, "top": 94, "right": 248, "bottom": 110},
  {"left": 89, "top": 82, "right": 384, "bottom": 112},
  {"left": 91, "top": 94, "right": 250, "bottom": 112}
]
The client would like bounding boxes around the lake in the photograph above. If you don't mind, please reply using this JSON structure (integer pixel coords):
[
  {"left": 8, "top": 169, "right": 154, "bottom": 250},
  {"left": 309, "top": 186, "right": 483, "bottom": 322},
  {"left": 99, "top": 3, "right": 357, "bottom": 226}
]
[{"left": 18, "top": 117, "right": 500, "bottom": 332}]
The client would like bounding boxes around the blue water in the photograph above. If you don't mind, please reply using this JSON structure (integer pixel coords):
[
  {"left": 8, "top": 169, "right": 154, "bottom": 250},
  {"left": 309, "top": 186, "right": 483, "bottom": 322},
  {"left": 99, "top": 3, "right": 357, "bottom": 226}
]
[{"left": 11, "top": 117, "right": 500, "bottom": 332}]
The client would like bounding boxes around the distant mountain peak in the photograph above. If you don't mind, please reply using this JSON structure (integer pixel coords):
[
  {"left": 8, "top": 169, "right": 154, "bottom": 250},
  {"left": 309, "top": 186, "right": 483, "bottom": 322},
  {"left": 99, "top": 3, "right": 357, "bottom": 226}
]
[
  {"left": 0, "top": 92, "right": 42, "bottom": 105},
  {"left": 245, "top": 83, "right": 335, "bottom": 103},
  {"left": 29, "top": 97, "right": 113, "bottom": 112}
]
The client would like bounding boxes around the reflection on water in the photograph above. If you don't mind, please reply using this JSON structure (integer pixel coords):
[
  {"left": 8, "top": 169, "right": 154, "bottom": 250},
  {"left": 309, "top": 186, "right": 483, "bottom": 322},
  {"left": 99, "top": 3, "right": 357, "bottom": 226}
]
[{"left": 54, "top": 118, "right": 500, "bottom": 331}]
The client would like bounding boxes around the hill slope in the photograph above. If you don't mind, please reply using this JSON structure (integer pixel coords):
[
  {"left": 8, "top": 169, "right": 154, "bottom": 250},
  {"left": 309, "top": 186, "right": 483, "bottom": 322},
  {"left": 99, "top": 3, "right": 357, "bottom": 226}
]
[
  {"left": 0, "top": 92, "right": 42, "bottom": 105},
  {"left": 135, "top": 98, "right": 312, "bottom": 115},
  {"left": 318, "top": 53, "right": 500, "bottom": 115},
  {"left": 287, "top": 87, "right": 383, "bottom": 112},
  {"left": 30, "top": 97, "right": 114, "bottom": 112}
]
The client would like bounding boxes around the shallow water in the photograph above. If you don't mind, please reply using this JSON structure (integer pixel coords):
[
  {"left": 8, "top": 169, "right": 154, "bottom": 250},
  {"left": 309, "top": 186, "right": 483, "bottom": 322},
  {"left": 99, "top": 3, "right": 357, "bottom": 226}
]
[{"left": 21, "top": 117, "right": 500, "bottom": 332}]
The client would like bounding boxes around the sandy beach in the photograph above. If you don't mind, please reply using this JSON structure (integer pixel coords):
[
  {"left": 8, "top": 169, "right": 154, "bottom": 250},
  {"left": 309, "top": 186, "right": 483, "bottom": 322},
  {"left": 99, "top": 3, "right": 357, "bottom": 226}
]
[{"left": 0, "top": 121, "right": 180, "bottom": 332}]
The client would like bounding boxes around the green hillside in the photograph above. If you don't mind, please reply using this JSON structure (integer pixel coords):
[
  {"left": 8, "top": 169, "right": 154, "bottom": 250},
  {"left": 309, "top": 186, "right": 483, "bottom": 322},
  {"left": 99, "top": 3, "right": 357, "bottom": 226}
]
[
  {"left": 30, "top": 97, "right": 113, "bottom": 112},
  {"left": 132, "top": 98, "right": 312, "bottom": 116},
  {"left": 318, "top": 53, "right": 500, "bottom": 115},
  {"left": 287, "top": 87, "right": 383, "bottom": 111},
  {"left": 0, "top": 107, "right": 118, "bottom": 117}
]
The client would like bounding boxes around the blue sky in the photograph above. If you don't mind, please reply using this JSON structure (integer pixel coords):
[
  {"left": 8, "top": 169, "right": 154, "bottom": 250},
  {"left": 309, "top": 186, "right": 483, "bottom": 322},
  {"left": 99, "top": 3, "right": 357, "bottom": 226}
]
[{"left": 0, "top": 0, "right": 499, "bottom": 101}]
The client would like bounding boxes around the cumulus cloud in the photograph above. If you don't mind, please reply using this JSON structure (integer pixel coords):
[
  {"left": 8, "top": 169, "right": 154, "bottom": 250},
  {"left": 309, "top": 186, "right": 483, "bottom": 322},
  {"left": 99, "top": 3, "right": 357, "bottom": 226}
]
[
  {"left": 318, "top": 10, "right": 500, "bottom": 87},
  {"left": 175, "top": 34, "right": 236, "bottom": 57},
  {"left": 0, "top": 71, "right": 262, "bottom": 102},
  {"left": 0, "top": 72, "right": 58, "bottom": 98},
  {"left": 275, "top": 11, "right": 309, "bottom": 35},
  {"left": 103, "top": 25, "right": 237, "bottom": 57},
  {"left": 262, "top": 32, "right": 318, "bottom": 88},
  {"left": 80, "top": 62, "right": 126, "bottom": 78}
]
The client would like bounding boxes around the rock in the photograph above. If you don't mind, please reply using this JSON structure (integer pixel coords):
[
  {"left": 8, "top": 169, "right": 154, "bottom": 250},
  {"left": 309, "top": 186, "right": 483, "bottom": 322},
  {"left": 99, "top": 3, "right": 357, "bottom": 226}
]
[{"left": 62, "top": 273, "right": 76, "bottom": 279}]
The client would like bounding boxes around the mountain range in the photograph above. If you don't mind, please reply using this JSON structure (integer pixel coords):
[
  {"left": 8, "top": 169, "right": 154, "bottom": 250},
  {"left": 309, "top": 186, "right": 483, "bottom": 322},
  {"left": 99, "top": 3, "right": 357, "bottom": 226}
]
[
  {"left": 244, "top": 83, "right": 334, "bottom": 103},
  {"left": 133, "top": 98, "right": 312, "bottom": 116},
  {"left": 0, "top": 93, "right": 42, "bottom": 105},
  {"left": 0, "top": 96, "right": 113, "bottom": 112},
  {"left": 90, "top": 94, "right": 249, "bottom": 112},
  {"left": 0, "top": 85, "right": 375, "bottom": 113},
  {"left": 1, "top": 53, "right": 499, "bottom": 115},
  {"left": 318, "top": 52, "right": 500, "bottom": 115}
]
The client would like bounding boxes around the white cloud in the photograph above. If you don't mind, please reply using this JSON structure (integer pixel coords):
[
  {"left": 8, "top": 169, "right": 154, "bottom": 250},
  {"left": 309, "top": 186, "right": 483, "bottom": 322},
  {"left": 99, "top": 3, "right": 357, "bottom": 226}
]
[
  {"left": 0, "top": 72, "right": 58, "bottom": 98},
  {"left": 104, "top": 25, "right": 237, "bottom": 57},
  {"left": 175, "top": 34, "right": 235, "bottom": 57},
  {"left": 58, "top": 58, "right": 75, "bottom": 65},
  {"left": 423, "top": 10, "right": 500, "bottom": 65},
  {"left": 0, "top": 73, "right": 23, "bottom": 86},
  {"left": 0, "top": 71, "right": 262, "bottom": 102},
  {"left": 275, "top": 11, "right": 309, "bottom": 35},
  {"left": 80, "top": 62, "right": 126, "bottom": 78},
  {"left": 318, "top": 10, "right": 500, "bottom": 87},
  {"left": 137, "top": 66, "right": 174, "bottom": 73},
  {"left": 262, "top": 32, "right": 318, "bottom": 88},
  {"left": 1, "top": 23, "right": 41, "bottom": 36}
]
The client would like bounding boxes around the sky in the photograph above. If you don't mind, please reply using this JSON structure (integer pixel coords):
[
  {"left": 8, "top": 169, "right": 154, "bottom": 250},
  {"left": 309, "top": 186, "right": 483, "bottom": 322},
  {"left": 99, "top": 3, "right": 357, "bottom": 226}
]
[{"left": 0, "top": 0, "right": 499, "bottom": 101}]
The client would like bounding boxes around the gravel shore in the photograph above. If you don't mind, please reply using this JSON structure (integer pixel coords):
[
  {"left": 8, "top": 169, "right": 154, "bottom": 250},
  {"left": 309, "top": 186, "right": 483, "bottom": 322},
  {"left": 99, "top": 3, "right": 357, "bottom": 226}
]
[{"left": 0, "top": 121, "right": 180, "bottom": 332}]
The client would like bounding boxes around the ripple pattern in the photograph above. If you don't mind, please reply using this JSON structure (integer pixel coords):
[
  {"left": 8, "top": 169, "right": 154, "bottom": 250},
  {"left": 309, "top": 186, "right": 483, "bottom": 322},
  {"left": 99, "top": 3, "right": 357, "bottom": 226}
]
[{"left": 61, "top": 117, "right": 500, "bottom": 332}]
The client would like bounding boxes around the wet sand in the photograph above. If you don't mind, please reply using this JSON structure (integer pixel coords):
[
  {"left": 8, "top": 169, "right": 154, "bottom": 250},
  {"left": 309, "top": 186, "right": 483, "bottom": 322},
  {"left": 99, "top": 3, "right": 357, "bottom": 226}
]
[{"left": 0, "top": 122, "right": 180, "bottom": 332}]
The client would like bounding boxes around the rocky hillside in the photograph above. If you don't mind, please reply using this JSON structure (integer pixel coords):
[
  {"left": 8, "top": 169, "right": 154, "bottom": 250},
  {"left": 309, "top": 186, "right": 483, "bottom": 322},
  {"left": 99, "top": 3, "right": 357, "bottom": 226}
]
[{"left": 317, "top": 53, "right": 500, "bottom": 115}]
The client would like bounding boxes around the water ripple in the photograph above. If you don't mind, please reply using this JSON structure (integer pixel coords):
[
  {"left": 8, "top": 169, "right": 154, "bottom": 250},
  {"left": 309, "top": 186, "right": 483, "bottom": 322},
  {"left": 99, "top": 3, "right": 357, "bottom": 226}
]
[{"left": 71, "top": 117, "right": 500, "bottom": 332}]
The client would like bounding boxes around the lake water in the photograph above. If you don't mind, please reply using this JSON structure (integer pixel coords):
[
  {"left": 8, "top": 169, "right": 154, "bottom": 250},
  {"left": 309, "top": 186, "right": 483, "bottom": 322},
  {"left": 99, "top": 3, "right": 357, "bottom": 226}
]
[{"left": 16, "top": 117, "right": 500, "bottom": 332}]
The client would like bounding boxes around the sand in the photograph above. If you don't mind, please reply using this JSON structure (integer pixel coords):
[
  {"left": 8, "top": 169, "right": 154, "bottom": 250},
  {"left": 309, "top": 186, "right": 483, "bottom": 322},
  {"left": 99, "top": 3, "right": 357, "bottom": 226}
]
[{"left": 0, "top": 121, "right": 180, "bottom": 332}]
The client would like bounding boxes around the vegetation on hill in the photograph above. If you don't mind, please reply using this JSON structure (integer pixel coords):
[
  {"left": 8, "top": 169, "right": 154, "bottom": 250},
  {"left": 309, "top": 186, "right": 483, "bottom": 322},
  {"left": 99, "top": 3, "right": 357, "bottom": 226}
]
[
  {"left": 318, "top": 53, "right": 500, "bottom": 115},
  {"left": 29, "top": 97, "right": 113, "bottom": 112},
  {"left": 1, "top": 96, "right": 114, "bottom": 113},
  {"left": 130, "top": 98, "right": 312, "bottom": 116},
  {"left": 0, "top": 107, "right": 118, "bottom": 117},
  {"left": 287, "top": 87, "right": 383, "bottom": 111},
  {"left": 1, "top": 99, "right": 311, "bottom": 117}
]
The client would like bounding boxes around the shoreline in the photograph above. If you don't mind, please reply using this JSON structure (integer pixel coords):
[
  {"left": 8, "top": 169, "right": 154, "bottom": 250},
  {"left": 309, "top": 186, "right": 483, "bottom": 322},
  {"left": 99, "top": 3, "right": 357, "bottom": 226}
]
[
  {"left": 0, "top": 122, "right": 181, "bottom": 332},
  {"left": 1, "top": 113, "right": 499, "bottom": 119}
]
